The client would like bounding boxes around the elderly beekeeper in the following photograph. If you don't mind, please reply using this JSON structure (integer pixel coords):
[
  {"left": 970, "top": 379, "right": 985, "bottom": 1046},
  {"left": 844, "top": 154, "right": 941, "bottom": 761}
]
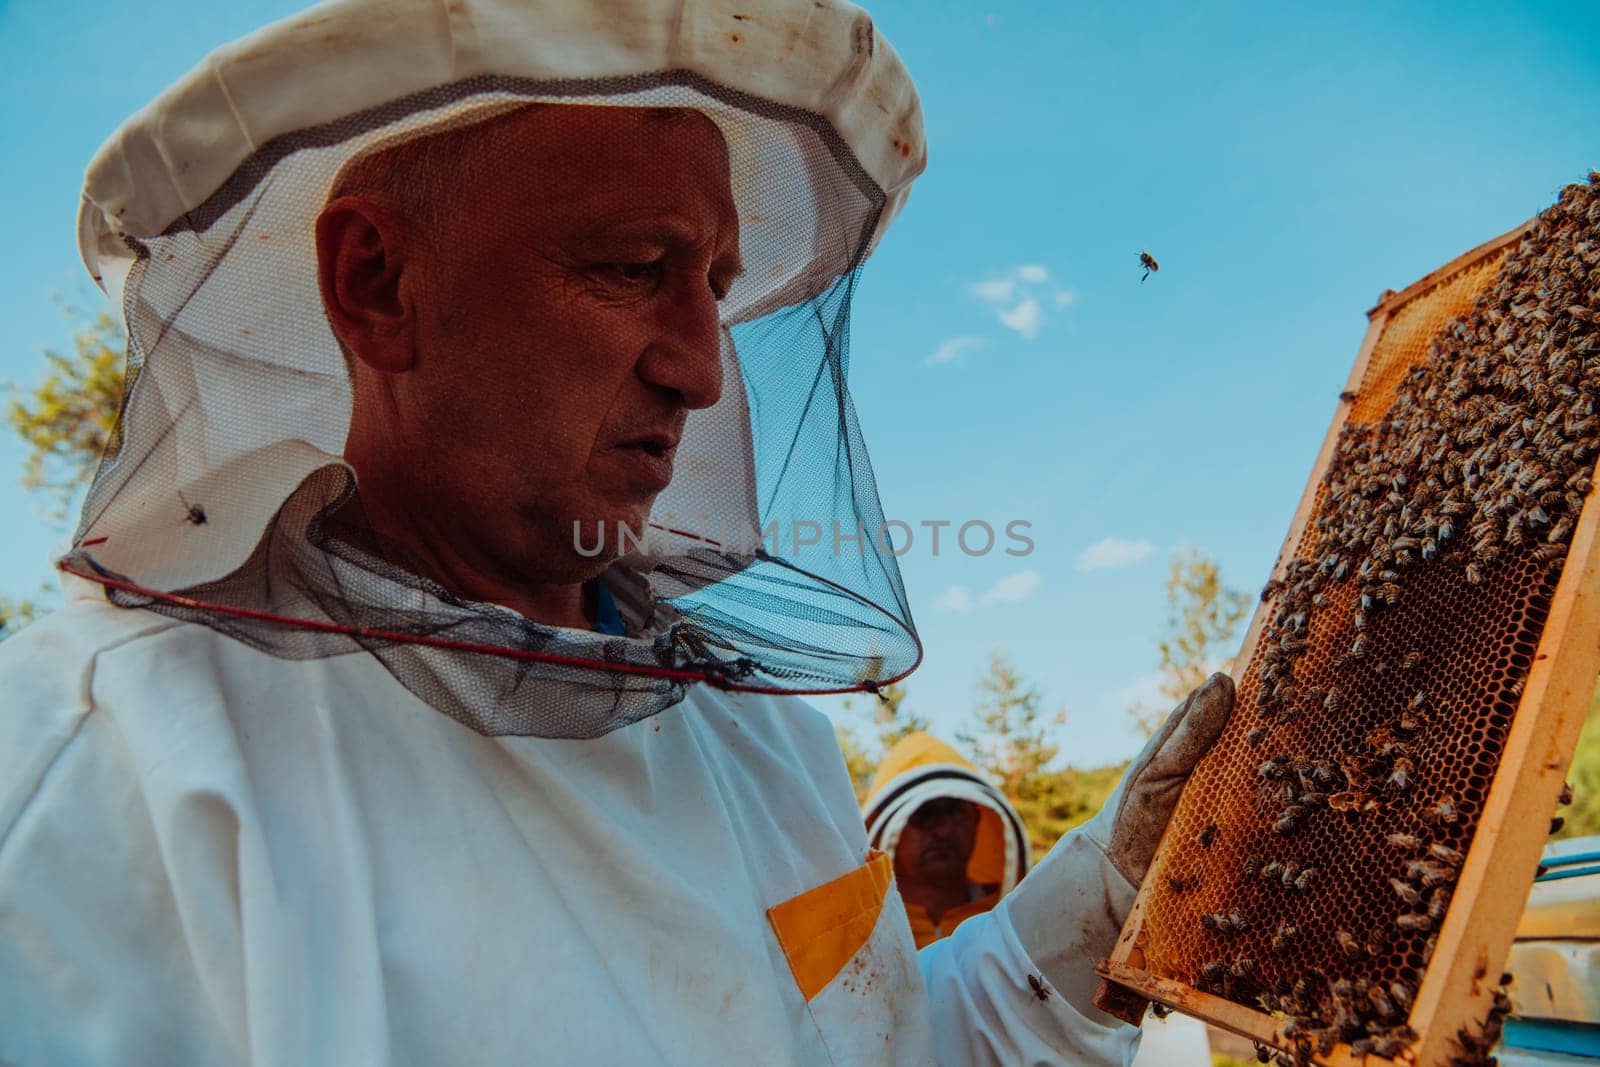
[
  {"left": 0, "top": 2, "right": 1235, "bottom": 1064},
  {"left": 863, "top": 734, "right": 1033, "bottom": 950}
]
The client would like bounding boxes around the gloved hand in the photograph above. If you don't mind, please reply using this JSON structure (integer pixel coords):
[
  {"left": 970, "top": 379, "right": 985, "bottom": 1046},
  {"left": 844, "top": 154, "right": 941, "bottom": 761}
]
[{"left": 998, "top": 672, "right": 1235, "bottom": 1019}]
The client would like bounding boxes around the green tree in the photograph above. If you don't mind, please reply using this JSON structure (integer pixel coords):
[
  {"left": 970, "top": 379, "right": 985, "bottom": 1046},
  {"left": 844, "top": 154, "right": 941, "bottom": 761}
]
[
  {"left": 0, "top": 596, "right": 40, "bottom": 641},
  {"left": 1130, "top": 547, "right": 1250, "bottom": 737},
  {"left": 7, "top": 307, "right": 128, "bottom": 515},
  {"left": 838, "top": 680, "right": 928, "bottom": 801},
  {"left": 957, "top": 650, "right": 1116, "bottom": 854}
]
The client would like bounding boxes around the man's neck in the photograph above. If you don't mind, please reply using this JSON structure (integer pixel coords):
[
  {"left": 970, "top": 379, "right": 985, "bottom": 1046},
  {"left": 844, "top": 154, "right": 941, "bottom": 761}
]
[{"left": 324, "top": 491, "right": 593, "bottom": 630}]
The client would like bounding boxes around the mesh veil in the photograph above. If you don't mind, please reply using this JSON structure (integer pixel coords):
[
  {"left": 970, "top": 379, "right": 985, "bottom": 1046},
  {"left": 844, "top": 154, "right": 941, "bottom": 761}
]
[{"left": 65, "top": 67, "right": 923, "bottom": 739}]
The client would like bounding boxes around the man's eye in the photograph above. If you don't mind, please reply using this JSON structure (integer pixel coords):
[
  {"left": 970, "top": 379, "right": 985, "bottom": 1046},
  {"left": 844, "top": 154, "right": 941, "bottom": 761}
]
[{"left": 599, "top": 261, "right": 662, "bottom": 287}]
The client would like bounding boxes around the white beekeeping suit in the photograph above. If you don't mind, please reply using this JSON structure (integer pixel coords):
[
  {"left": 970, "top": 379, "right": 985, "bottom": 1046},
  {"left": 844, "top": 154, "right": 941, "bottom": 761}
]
[{"left": 0, "top": 2, "right": 1234, "bottom": 1063}]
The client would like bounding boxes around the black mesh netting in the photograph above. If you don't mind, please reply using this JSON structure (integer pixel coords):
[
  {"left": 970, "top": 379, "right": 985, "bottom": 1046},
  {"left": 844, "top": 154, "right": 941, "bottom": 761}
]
[{"left": 64, "top": 75, "right": 920, "bottom": 738}]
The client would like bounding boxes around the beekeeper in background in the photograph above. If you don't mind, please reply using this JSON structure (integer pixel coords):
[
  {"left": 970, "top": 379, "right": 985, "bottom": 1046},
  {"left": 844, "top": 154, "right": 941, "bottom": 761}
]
[
  {"left": 864, "top": 733, "right": 1032, "bottom": 949},
  {"left": 0, "top": 1, "right": 1235, "bottom": 1063}
]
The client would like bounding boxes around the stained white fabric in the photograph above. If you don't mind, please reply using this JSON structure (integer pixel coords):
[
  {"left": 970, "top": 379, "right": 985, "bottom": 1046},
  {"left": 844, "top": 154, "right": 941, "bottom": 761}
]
[{"left": 0, "top": 582, "right": 1139, "bottom": 1066}]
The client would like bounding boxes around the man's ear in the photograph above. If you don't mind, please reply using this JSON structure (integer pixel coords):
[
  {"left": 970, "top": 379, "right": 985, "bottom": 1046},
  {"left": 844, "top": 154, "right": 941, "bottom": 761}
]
[{"left": 315, "top": 196, "right": 417, "bottom": 374}]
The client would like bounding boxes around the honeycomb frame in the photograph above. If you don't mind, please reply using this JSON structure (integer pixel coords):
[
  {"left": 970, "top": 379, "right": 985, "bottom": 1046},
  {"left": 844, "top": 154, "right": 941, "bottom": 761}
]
[{"left": 1095, "top": 215, "right": 1600, "bottom": 1067}]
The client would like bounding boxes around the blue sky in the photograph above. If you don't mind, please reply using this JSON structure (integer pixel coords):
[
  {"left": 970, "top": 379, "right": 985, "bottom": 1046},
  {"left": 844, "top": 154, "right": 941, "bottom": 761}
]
[{"left": 2, "top": 1, "right": 1597, "bottom": 766}]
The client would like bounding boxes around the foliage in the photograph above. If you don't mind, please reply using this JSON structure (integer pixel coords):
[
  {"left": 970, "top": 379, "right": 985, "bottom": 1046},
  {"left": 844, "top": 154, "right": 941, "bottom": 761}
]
[
  {"left": 7, "top": 308, "right": 127, "bottom": 514},
  {"left": 839, "top": 681, "right": 927, "bottom": 802},
  {"left": 1130, "top": 547, "right": 1250, "bottom": 737},
  {"left": 0, "top": 596, "right": 40, "bottom": 642},
  {"left": 1553, "top": 678, "right": 1600, "bottom": 840},
  {"left": 957, "top": 650, "right": 1122, "bottom": 854}
]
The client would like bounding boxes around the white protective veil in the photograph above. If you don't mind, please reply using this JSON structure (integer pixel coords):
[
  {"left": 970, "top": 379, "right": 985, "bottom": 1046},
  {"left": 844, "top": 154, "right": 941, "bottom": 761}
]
[{"left": 66, "top": 0, "right": 927, "bottom": 738}]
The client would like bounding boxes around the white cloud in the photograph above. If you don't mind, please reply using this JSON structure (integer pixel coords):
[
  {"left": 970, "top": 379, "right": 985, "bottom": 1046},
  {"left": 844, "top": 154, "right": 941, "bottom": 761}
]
[
  {"left": 926, "top": 335, "right": 989, "bottom": 367},
  {"left": 986, "top": 569, "right": 1041, "bottom": 604},
  {"left": 968, "top": 265, "right": 1077, "bottom": 340},
  {"left": 997, "top": 297, "right": 1043, "bottom": 340},
  {"left": 969, "top": 278, "right": 1016, "bottom": 305},
  {"left": 937, "top": 585, "right": 976, "bottom": 613},
  {"left": 936, "top": 570, "right": 1041, "bottom": 612},
  {"left": 1076, "top": 537, "right": 1155, "bottom": 572}
]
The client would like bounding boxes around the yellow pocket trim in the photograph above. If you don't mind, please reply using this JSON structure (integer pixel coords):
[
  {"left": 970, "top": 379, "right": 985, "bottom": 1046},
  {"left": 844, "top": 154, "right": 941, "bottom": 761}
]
[{"left": 767, "top": 850, "right": 893, "bottom": 1002}]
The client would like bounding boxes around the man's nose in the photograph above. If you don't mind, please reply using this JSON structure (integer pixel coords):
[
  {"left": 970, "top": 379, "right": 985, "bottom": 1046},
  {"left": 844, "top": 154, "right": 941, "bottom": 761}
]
[{"left": 637, "top": 279, "right": 724, "bottom": 410}]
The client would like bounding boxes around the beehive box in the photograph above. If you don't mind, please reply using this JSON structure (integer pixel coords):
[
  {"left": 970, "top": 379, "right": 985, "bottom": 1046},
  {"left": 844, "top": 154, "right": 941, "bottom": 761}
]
[{"left": 1096, "top": 173, "right": 1600, "bottom": 1067}]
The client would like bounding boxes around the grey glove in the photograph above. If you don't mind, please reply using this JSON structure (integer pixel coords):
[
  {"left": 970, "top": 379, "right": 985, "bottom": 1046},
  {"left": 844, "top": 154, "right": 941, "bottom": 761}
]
[{"left": 1000, "top": 672, "right": 1235, "bottom": 1018}]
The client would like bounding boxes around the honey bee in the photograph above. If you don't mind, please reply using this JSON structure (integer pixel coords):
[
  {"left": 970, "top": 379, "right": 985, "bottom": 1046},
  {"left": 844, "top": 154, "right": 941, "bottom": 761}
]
[
  {"left": 1166, "top": 875, "right": 1192, "bottom": 893},
  {"left": 1426, "top": 795, "right": 1461, "bottom": 825},
  {"left": 1246, "top": 725, "right": 1269, "bottom": 747},
  {"left": 1390, "top": 981, "right": 1414, "bottom": 1012},
  {"left": 1387, "top": 832, "right": 1423, "bottom": 850},
  {"left": 1368, "top": 984, "right": 1396, "bottom": 1018},
  {"left": 1150, "top": 1003, "right": 1172, "bottom": 1019},
  {"left": 1402, "top": 650, "right": 1424, "bottom": 670},
  {"left": 1199, "top": 960, "right": 1227, "bottom": 985},
  {"left": 1323, "top": 689, "right": 1341, "bottom": 712},
  {"left": 1197, "top": 823, "right": 1219, "bottom": 849},
  {"left": 1351, "top": 634, "right": 1368, "bottom": 658},
  {"left": 1428, "top": 888, "right": 1451, "bottom": 922},
  {"left": 1552, "top": 816, "right": 1566, "bottom": 834},
  {"left": 1428, "top": 842, "right": 1465, "bottom": 866},
  {"left": 1260, "top": 860, "right": 1285, "bottom": 881},
  {"left": 1231, "top": 957, "right": 1257, "bottom": 979},
  {"left": 1336, "top": 929, "right": 1366, "bottom": 960},
  {"left": 1271, "top": 925, "right": 1300, "bottom": 954},
  {"left": 1389, "top": 878, "right": 1422, "bottom": 905},
  {"left": 1273, "top": 807, "right": 1306, "bottom": 835},
  {"left": 1409, "top": 691, "right": 1427, "bottom": 709},
  {"left": 1405, "top": 859, "right": 1456, "bottom": 888},
  {"left": 1388, "top": 757, "right": 1415, "bottom": 793},
  {"left": 1292, "top": 868, "right": 1317, "bottom": 892},
  {"left": 1396, "top": 913, "right": 1434, "bottom": 933},
  {"left": 1560, "top": 781, "right": 1575, "bottom": 805}
]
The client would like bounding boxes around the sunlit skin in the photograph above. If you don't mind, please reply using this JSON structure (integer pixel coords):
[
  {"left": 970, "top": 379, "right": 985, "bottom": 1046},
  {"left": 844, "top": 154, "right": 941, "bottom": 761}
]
[
  {"left": 893, "top": 797, "right": 981, "bottom": 925},
  {"left": 315, "top": 106, "right": 743, "bottom": 629}
]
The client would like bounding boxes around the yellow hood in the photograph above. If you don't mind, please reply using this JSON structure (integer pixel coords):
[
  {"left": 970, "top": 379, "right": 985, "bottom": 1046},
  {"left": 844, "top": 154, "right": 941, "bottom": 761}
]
[{"left": 861, "top": 732, "right": 1030, "bottom": 895}]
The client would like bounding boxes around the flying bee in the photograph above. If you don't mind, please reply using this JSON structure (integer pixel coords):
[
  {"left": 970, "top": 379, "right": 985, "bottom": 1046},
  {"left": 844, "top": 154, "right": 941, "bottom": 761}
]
[
  {"left": 1552, "top": 816, "right": 1566, "bottom": 834},
  {"left": 1139, "top": 250, "right": 1159, "bottom": 282},
  {"left": 1428, "top": 842, "right": 1465, "bottom": 866},
  {"left": 1150, "top": 1003, "right": 1171, "bottom": 1020},
  {"left": 1390, "top": 877, "right": 1422, "bottom": 905},
  {"left": 1196, "top": 823, "right": 1219, "bottom": 849},
  {"left": 1336, "top": 929, "right": 1366, "bottom": 960},
  {"left": 1387, "top": 832, "right": 1423, "bottom": 850},
  {"left": 1395, "top": 913, "right": 1434, "bottom": 933},
  {"left": 1560, "top": 781, "right": 1574, "bottom": 805}
]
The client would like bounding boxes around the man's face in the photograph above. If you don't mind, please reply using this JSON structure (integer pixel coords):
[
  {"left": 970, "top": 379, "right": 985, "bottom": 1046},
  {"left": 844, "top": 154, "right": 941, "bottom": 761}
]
[
  {"left": 894, "top": 798, "right": 979, "bottom": 886},
  {"left": 336, "top": 105, "right": 741, "bottom": 585}
]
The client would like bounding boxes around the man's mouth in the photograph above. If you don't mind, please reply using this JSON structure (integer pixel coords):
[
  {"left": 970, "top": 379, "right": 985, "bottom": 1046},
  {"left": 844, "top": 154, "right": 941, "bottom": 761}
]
[{"left": 612, "top": 432, "right": 680, "bottom": 492}]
